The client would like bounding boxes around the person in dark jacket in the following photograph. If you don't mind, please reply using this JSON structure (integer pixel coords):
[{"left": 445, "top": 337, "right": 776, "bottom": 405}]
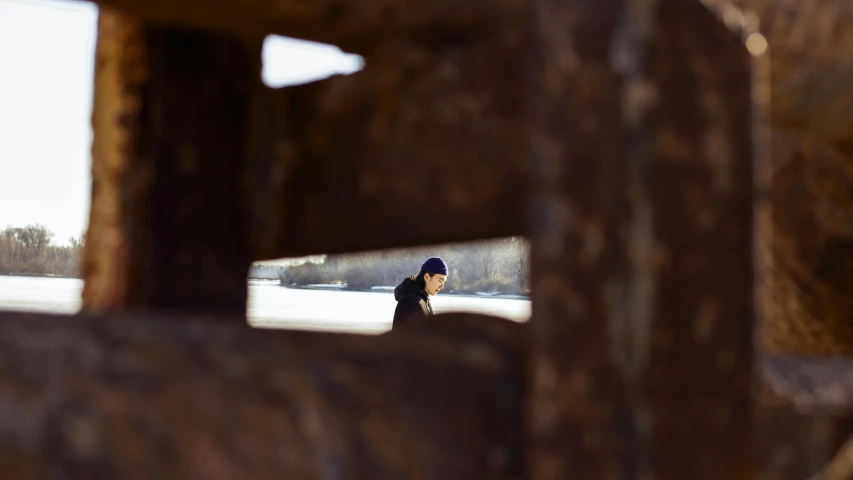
[{"left": 392, "top": 257, "right": 448, "bottom": 329}]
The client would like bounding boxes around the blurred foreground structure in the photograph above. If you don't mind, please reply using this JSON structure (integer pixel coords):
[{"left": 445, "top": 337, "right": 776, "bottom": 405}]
[{"left": 4, "top": 0, "right": 853, "bottom": 478}]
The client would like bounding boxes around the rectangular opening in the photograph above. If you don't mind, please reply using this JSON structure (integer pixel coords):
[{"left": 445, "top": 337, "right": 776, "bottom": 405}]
[{"left": 248, "top": 237, "right": 530, "bottom": 334}]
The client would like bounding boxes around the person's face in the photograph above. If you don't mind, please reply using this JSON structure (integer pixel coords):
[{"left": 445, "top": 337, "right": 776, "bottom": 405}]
[{"left": 424, "top": 273, "right": 447, "bottom": 295}]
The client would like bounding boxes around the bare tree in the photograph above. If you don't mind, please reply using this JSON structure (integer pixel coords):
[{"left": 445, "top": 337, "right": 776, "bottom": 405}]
[
  {"left": 10, "top": 224, "right": 53, "bottom": 257},
  {"left": 0, "top": 224, "right": 81, "bottom": 277},
  {"left": 69, "top": 232, "right": 86, "bottom": 250}
]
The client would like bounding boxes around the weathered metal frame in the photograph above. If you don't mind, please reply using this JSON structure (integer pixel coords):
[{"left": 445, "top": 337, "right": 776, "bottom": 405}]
[
  {"left": 0, "top": 310, "right": 526, "bottom": 478},
  {"left": 3, "top": 0, "right": 853, "bottom": 478}
]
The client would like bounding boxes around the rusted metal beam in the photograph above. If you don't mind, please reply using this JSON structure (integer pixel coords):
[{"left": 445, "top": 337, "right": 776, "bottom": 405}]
[
  {"left": 247, "top": 33, "right": 526, "bottom": 260},
  {"left": 0, "top": 310, "right": 525, "bottom": 478},
  {"left": 68, "top": 0, "right": 522, "bottom": 52},
  {"left": 82, "top": 12, "right": 148, "bottom": 313},
  {"left": 68, "top": 0, "right": 853, "bottom": 146},
  {"left": 53, "top": 0, "right": 853, "bottom": 148},
  {"left": 82, "top": 10, "right": 261, "bottom": 314},
  {"left": 527, "top": 0, "right": 757, "bottom": 477}
]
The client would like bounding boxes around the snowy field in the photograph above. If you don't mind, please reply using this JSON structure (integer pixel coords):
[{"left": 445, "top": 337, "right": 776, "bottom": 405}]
[{"left": 0, "top": 276, "right": 531, "bottom": 335}]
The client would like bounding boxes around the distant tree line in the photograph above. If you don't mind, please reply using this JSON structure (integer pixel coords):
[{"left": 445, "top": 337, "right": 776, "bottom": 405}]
[
  {"left": 277, "top": 237, "right": 530, "bottom": 295},
  {"left": 0, "top": 224, "right": 84, "bottom": 278},
  {"left": 2, "top": 224, "right": 529, "bottom": 293}
]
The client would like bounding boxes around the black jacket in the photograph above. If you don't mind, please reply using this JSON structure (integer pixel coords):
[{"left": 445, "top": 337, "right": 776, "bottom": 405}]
[{"left": 392, "top": 276, "right": 433, "bottom": 329}]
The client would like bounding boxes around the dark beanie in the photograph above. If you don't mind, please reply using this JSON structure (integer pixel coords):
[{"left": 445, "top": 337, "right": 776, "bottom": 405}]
[{"left": 421, "top": 257, "right": 448, "bottom": 276}]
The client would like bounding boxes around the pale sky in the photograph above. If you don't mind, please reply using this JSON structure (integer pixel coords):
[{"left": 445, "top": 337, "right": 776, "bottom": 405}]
[{"left": 0, "top": 0, "right": 362, "bottom": 244}]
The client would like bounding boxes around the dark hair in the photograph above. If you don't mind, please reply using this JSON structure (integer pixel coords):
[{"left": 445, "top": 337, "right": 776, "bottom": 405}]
[
  {"left": 416, "top": 268, "right": 446, "bottom": 289},
  {"left": 415, "top": 270, "right": 428, "bottom": 288}
]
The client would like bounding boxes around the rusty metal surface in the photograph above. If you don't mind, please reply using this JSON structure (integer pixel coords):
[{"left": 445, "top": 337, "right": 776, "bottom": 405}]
[
  {"left": 805, "top": 431, "right": 853, "bottom": 480},
  {"left": 0, "top": 310, "right": 525, "bottom": 479},
  {"left": 526, "top": 0, "right": 625, "bottom": 475},
  {"left": 83, "top": 10, "right": 260, "bottom": 315},
  {"left": 58, "top": 0, "right": 853, "bottom": 147},
  {"left": 756, "top": 403, "right": 851, "bottom": 480},
  {"left": 763, "top": 130, "right": 853, "bottom": 355},
  {"left": 730, "top": 0, "right": 853, "bottom": 143},
  {"left": 634, "top": 5, "right": 756, "bottom": 474},
  {"left": 755, "top": 356, "right": 853, "bottom": 480},
  {"left": 38, "top": 0, "right": 853, "bottom": 477},
  {"left": 756, "top": 356, "right": 853, "bottom": 478},
  {"left": 65, "top": 0, "right": 853, "bottom": 147},
  {"left": 82, "top": 11, "right": 149, "bottom": 313},
  {"left": 66, "top": 0, "right": 522, "bottom": 52},
  {"left": 527, "top": 1, "right": 756, "bottom": 478},
  {"left": 756, "top": 355, "right": 853, "bottom": 479},
  {"left": 248, "top": 32, "right": 526, "bottom": 260}
]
